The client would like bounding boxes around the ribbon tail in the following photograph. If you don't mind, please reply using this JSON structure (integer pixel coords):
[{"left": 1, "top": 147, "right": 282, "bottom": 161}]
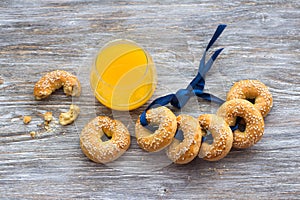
[
  {"left": 198, "top": 50, "right": 207, "bottom": 78},
  {"left": 201, "top": 48, "right": 224, "bottom": 76},
  {"left": 199, "top": 24, "right": 226, "bottom": 77},
  {"left": 206, "top": 24, "right": 227, "bottom": 51},
  {"left": 192, "top": 48, "right": 224, "bottom": 91}
]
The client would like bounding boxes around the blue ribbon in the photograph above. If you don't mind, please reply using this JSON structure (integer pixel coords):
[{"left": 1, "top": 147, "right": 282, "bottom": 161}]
[{"left": 139, "top": 24, "right": 240, "bottom": 139}]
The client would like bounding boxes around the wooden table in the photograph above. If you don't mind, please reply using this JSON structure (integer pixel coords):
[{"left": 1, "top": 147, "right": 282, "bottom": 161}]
[{"left": 1, "top": 1, "right": 299, "bottom": 199}]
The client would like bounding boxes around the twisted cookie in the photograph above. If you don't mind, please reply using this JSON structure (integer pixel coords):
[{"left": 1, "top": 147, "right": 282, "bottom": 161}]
[{"left": 34, "top": 70, "right": 81, "bottom": 100}]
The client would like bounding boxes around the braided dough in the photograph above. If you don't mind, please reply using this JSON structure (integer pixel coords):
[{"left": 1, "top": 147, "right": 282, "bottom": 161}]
[
  {"left": 34, "top": 70, "right": 81, "bottom": 100},
  {"left": 227, "top": 80, "right": 273, "bottom": 117},
  {"left": 135, "top": 106, "right": 177, "bottom": 152},
  {"left": 217, "top": 99, "right": 264, "bottom": 149},
  {"left": 80, "top": 116, "right": 130, "bottom": 164},
  {"left": 198, "top": 114, "right": 233, "bottom": 161},
  {"left": 166, "top": 114, "right": 203, "bottom": 164}
]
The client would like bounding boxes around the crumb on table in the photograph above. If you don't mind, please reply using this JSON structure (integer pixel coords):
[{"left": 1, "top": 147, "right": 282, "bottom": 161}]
[
  {"left": 44, "top": 112, "right": 53, "bottom": 123},
  {"left": 23, "top": 116, "right": 32, "bottom": 124},
  {"left": 30, "top": 131, "right": 36, "bottom": 138},
  {"left": 59, "top": 104, "right": 80, "bottom": 126}
]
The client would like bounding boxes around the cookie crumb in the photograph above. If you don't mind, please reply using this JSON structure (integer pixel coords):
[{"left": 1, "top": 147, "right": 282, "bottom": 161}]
[
  {"left": 59, "top": 104, "right": 80, "bottom": 126},
  {"left": 23, "top": 116, "right": 32, "bottom": 124},
  {"left": 187, "top": 176, "right": 191, "bottom": 181},
  {"left": 37, "top": 123, "right": 44, "bottom": 128},
  {"left": 214, "top": 168, "right": 228, "bottom": 175},
  {"left": 45, "top": 124, "right": 50, "bottom": 131},
  {"left": 44, "top": 112, "right": 53, "bottom": 124},
  {"left": 30, "top": 131, "right": 36, "bottom": 138}
]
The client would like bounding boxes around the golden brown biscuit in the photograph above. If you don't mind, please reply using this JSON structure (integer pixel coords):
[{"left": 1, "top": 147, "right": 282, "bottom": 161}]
[
  {"left": 216, "top": 99, "right": 264, "bottom": 149},
  {"left": 198, "top": 114, "right": 233, "bottom": 161},
  {"left": 34, "top": 70, "right": 81, "bottom": 100},
  {"left": 80, "top": 116, "right": 130, "bottom": 164},
  {"left": 227, "top": 80, "right": 273, "bottom": 117},
  {"left": 135, "top": 106, "right": 177, "bottom": 152},
  {"left": 166, "top": 114, "right": 203, "bottom": 164}
]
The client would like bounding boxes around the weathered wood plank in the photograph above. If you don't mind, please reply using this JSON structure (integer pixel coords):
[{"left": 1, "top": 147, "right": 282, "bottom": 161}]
[{"left": 0, "top": 0, "right": 299, "bottom": 199}]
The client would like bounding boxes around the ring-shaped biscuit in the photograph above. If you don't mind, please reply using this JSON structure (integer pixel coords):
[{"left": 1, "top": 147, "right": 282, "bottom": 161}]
[
  {"left": 135, "top": 106, "right": 177, "bottom": 152},
  {"left": 216, "top": 99, "right": 264, "bottom": 149},
  {"left": 226, "top": 80, "right": 273, "bottom": 117},
  {"left": 34, "top": 70, "right": 81, "bottom": 100},
  {"left": 166, "top": 114, "right": 203, "bottom": 164},
  {"left": 80, "top": 116, "right": 130, "bottom": 164},
  {"left": 198, "top": 114, "right": 233, "bottom": 161}
]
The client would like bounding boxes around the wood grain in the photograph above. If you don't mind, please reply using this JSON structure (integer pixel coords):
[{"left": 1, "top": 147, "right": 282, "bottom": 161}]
[{"left": 1, "top": 0, "right": 299, "bottom": 199}]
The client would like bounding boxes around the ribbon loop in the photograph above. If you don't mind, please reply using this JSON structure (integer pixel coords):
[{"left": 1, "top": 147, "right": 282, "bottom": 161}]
[{"left": 140, "top": 94, "right": 175, "bottom": 126}]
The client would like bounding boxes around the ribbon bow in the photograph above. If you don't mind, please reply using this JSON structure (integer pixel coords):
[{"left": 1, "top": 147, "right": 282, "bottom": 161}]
[{"left": 140, "top": 24, "right": 227, "bottom": 127}]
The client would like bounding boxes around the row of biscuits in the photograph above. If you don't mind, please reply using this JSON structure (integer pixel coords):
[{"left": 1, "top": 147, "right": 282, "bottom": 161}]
[{"left": 81, "top": 80, "right": 273, "bottom": 164}]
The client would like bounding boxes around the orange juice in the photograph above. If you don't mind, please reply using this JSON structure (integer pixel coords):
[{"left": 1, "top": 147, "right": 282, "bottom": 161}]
[{"left": 90, "top": 39, "right": 157, "bottom": 111}]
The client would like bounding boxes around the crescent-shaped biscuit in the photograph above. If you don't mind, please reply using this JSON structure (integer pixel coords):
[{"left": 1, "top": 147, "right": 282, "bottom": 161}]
[{"left": 34, "top": 70, "right": 81, "bottom": 100}]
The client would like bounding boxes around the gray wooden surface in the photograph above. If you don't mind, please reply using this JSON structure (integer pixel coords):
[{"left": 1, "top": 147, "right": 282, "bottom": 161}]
[{"left": 1, "top": 0, "right": 299, "bottom": 199}]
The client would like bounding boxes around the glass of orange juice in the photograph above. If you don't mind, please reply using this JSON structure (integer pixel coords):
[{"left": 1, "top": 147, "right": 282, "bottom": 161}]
[{"left": 90, "top": 39, "right": 157, "bottom": 111}]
